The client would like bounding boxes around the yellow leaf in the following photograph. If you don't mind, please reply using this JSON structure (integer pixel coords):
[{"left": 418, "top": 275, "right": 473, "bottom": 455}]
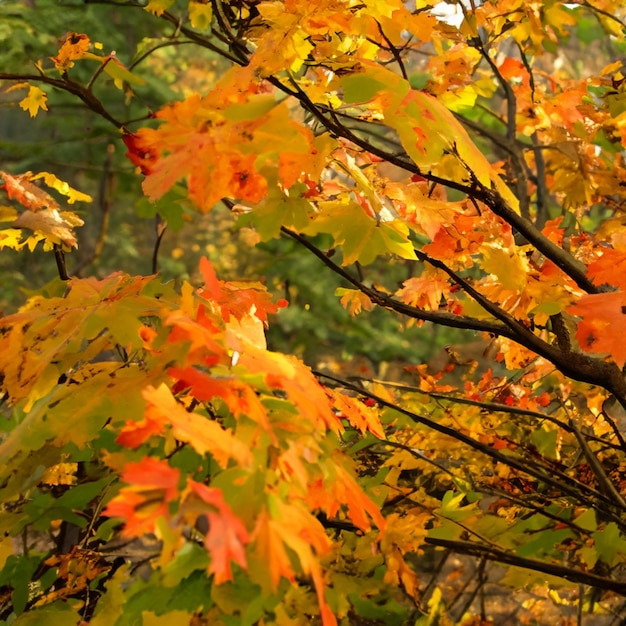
[
  {"left": 12, "top": 208, "right": 84, "bottom": 248},
  {"left": 144, "top": 0, "right": 175, "bottom": 16},
  {"left": 440, "top": 84, "right": 477, "bottom": 112},
  {"left": 101, "top": 57, "right": 146, "bottom": 90},
  {"left": 188, "top": 0, "right": 212, "bottom": 29},
  {"left": 0, "top": 538, "right": 13, "bottom": 571},
  {"left": 141, "top": 384, "right": 253, "bottom": 468},
  {"left": 19, "top": 86, "right": 48, "bottom": 118},
  {"left": 481, "top": 244, "right": 528, "bottom": 291},
  {"left": 6, "top": 81, "right": 29, "bottom": 93},
  {"left": 41, "top": 462, "right": 77, "bottom": 486},
  {"left": 0, "top": 228, "right": 24, "bottom": 250},
  {"left": 601, "top": 60, "right": 623, "bottom": 76},
  {"left": 142, "top": 611, "right": 193, "bottom": 626},
  {"left": 30, "top": 172, "right": 92, "bottom": 204},
  {"left": 0, "top": 206, "right": 18, "bottom": 222},
  {"left": 335, "top": 288, "right": 375, "bottom": 316}
]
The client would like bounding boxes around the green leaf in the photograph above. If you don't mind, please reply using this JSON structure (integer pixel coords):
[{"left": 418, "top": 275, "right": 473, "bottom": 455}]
[
  {"left": 303, "top": 199, "right": 416, "bottom": 265},
  {"left": 341, "top": 73, "right": 388, "bottom": 104},
  {"left": 574, "top": 508, "right": 597, "bottom": 532},
  {"left": 135, "top": 185, "right": 189, "bottom": 232},
  {"left": 593, "top": 523, "right": 626, "bottom": 566},
  {"left": 102, "top": 58, "right": 146, "bottom": 89},
  {"left": 162, "top": 543, "right": 210, "bottom": 587},
  {"left": 211, "top": 577, "right": 265, "bottom": 625},
  {"left": 436, "top": 490, "right": 477, "bottom": 522},
  {"left": 516, "top": 528, "right": 573, "bottom": 559},
  {"left": 347, "top": 594, "right": 409, "bottom": 626},
  {"left": 22, "top": 492, "right": 86, "bottom": 531},
  {"left": 0, "top": 555, "right": 42, "bottom": 615},
  {"left": 530, "top": 427, "right": 558, "bottom": 460},
  {"left": 242, "top": 184, "right": 310, "bottom": 241},
  {"left": 499, "top": 566, "right": 576, "bottom": 591},
  {"left": 12, "top": 602, "right": 82, "bottom": 625}
]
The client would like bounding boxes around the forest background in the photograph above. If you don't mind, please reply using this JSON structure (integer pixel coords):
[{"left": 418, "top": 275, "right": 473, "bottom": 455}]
[{"left": 2, "top": 0, "right": 626, "bottom": 625}]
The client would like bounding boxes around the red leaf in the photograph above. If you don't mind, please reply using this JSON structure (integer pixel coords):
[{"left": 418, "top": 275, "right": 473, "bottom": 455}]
[
  {"left": 189, "top": 481, "right": 250, "bottom": 584},
  {"left": 103, "top": 457, "right": 180, "bottom": 536},
  {"left": 123, "top": 132, "right": 157, "bottom": 176},
  {"left": 197, "top": 256, "right": 286, "bottom": 323}
]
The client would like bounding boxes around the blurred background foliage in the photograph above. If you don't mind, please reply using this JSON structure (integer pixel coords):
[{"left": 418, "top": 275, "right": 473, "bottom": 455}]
[{"left": 0, "top": 0, "right": 467, "bottom": 374}]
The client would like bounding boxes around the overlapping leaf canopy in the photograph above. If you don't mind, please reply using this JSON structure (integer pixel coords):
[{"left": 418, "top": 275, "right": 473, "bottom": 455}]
[{"left": 2, "top": 0, "right": 626, "bottom": 624}]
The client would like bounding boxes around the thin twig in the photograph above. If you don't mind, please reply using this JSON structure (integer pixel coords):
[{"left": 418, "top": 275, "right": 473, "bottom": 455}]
[{"left": 314, "top": 370, "right": 626, "bottom": 528}]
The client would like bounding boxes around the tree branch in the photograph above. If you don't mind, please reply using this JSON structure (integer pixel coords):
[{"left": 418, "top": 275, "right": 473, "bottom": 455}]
[
  {"left": 350, "top": 376, "right": 624, "bottom": 452},
  {"left": 424, "top": 537, "right": 626, "bottom": 595},
  {"left": 0, "top": 73, "right": 124, "bottom": 129},
  {"left": 315, "top": 371, "right": 626, "bottom": 527},
  {"left": 280, "top": 227, "right": 512, "bottom": 337}
]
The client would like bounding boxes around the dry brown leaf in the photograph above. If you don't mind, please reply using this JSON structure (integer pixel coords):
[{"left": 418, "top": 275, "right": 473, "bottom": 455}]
[{"left": 12, "top": 207, "right": 84, "bottom": 248}]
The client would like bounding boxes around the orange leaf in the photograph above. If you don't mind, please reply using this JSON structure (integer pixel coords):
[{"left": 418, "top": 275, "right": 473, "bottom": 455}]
[
  {"left": 51, "top": 32, "right": 91, "bottom": 72},
  {"left": 103, "top": 457, "right": 180, "bottom": 536},
  {"left": 266, "top": 499, "right": 336, "bottom": 626},
  {"left": 189, "top": 481, "right": 249, "bottom": 584},
  {"left": 397, "top": 273, "right": 450, "bottom": 310},
  {"left": 251, "top": 508, "right": 296, "bottom": 589},
  {"left": 197, "top": 256, "right": 287, "bottom": 323},
  {"left": 167, "top": 366, "right": 273, "bottom": 434},
  {"left": 326, "top": 387, "right": 385, "bottom": 439},
  {"left": 336, "top": 288, "right": 375, "bottom": 316},
  {"left": 588, "top": 248, "right": 626, "bottom": 291},
  {"left": 567, "top": 291, "right": 626, "bottom": 367},
  {"left": 140, "top": 384, "right": 253, "bottom": 468},
  {"left": 308, "top": 462, "right": 386, "bottom": 533},
  {"left": 1, "top": 170, "right": 58, "bottom": 211}
]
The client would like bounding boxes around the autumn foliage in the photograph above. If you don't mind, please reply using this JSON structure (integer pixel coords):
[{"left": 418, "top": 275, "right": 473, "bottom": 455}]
[{"left": 2, "top": 0, "right": 626, "bottom": 624}]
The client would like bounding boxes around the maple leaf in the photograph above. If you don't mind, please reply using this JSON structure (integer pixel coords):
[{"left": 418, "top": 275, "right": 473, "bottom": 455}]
[
  {"left": 168, "top": 364, "right": 274, "bottom": 433},
  {"left": 144, "top": 0, "right": 175, "bottom": 16},
  {"left": 385, "top": 179, "right": 458, "bottom": 240},
  {"left": 188, "top": 1, "right": 213, "bottom": 30},
  {"left": 123, "top": 132, "right": 157, "bottom": 176},
  {"left": 308, "top": 461, "right": 386, "bottom": 533},
  {"left": 567, "top": 291, "right": 626, "bottom": 367},
  {"left": 587, "top": 247, "right": 626, "bottom": 291},
  {"left": 103, "top": 457, "right": 181, "bottom": 536},
  {"left": 0, "top": 272, "right": 165, "bottom": 405},
  {"left": 397, "top": 269, "right": 450, "bottom": 311},
  {"left": 480, "top": 243, "right": 528, "bottom": 292},
  {"left": 188, "top": 481, "right": 249, "bottom": 584},
  {"left": 303, "top": 199, "right": 417, "bottom": 265},
  {"left": 51, "top": 32, "right": 91, "bottom": 72},
  {"left": 0, "top": 228, "right": 25, "bottom": 251},
  {"left": 325, "top": 387, "right": 385, "bottom": 439},
  {"left": 1, "top": 170, "right": 58, "bottom": 211},
  {"left": 135, "top": 384, "right": 253, "bottom": 468},
  {"left": 12, "top": 208, "right": 84, "bottom": 249},
  {"left": 234, "top": 345, "right": 344, "bottom": 434},
  {"left": 251, "top": 508, "right": 296, "bottom": 589},
  {"left": 241, "top": 184, "right": 311, "bottom": 241},
  {"left": 197, "top": 256, "right": 287, "bottom": 323},
  {"left": 19, "top": 86, "right": 48, "bottom": 118},
  {"left": 135, "top": 91, "right": 316, "bottom": 211},
  {"left": 262, "top": 498, "right": 336, "bottom": 626},
  {"left": 335, "top": 288, "right": 375, "bottom": 316},
  {"left": 30, "top": 172, "right": 92, "bottom": 204}
]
